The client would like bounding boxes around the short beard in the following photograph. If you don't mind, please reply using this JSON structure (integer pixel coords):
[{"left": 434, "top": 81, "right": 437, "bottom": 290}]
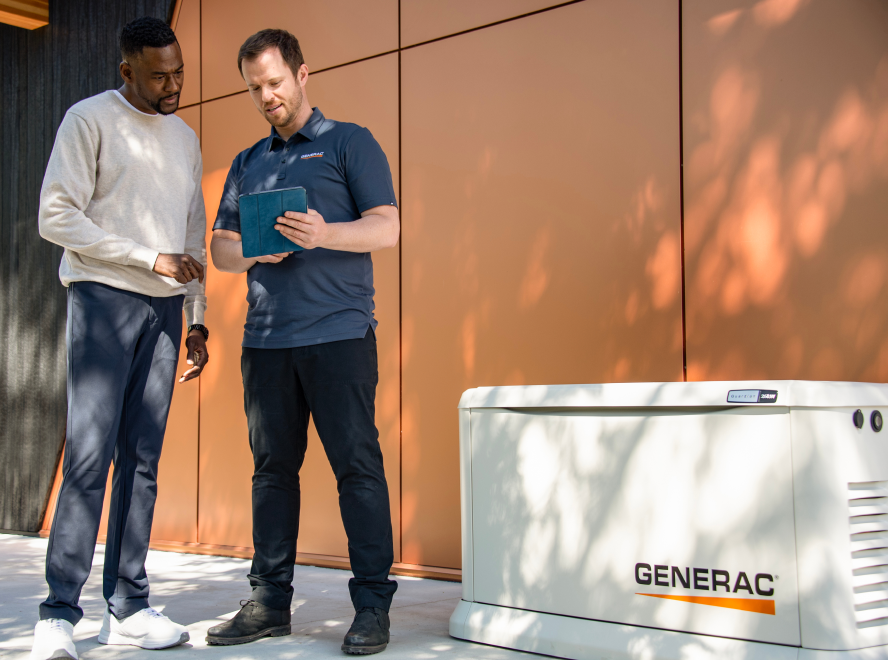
[
  {"left": 270, "top": 105, "right": 298, "bottom": 128},
  {"left": 149, "top": 93, "right": 180, "bottom": 116},
  {"left": 136, "top": 85, "right": 179, "bottom": 115},
  {"left": 268, "top": 87, "right": 304, "bottom": 129}
]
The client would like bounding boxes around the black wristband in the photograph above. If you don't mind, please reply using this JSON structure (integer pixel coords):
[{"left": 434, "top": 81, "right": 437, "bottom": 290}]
[{"left": 187, "top": 324, "right": 209, "bottom": 341}]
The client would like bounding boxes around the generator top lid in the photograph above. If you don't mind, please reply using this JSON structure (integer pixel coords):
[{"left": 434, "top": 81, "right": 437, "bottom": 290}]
[{"left": 458, "top": 380, "right": 888, "bottom": 410}]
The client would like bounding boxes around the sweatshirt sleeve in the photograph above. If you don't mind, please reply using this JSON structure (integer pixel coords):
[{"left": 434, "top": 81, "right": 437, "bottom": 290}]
[
  {"left": 38, "top": 111, "right": 159, "bottom": 270},
  {"left": 183, "top": 136, "right": 208, "bottom": 327}
]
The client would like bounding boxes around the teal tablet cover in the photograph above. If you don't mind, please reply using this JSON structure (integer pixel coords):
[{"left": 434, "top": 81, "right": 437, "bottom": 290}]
[{"left": 237, "top": 187, "right": 307, "bottom": 258}]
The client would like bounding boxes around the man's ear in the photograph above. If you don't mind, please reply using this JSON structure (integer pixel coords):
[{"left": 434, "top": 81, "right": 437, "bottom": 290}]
[{"left": 120, "top": 60, "right": 134, "bottom": 83}]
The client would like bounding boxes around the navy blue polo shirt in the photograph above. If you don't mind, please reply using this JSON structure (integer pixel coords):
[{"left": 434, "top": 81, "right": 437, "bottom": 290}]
[{"left": 213, "top": 108, "right": 397, "bottom": 348}]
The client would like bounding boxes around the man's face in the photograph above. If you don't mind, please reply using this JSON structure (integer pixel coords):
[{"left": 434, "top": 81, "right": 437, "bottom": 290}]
[
  {"left": 242, "top": 48, "right": 307, "bottom": 130},
  {"left": 123, "top": 42, "right": 184, "bottom": 115}
]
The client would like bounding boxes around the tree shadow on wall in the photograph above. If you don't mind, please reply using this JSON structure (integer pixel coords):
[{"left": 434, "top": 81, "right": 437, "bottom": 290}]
[{"left": 683, "top": 0, "right": 888, "bottom": 382}]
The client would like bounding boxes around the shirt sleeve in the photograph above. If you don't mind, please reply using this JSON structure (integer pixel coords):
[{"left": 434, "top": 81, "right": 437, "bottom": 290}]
[
  {"left": 183, "top": 135, "right": 208, "bottom": 327},
  {"left": 343, "top": 127, "right": 398, "bottom": 213},
  {"left": 38, "top": 111, "right": 159, "bottom": 270},
  {"left": 212, "top": 157, "right": 243, "bottom": 233}
]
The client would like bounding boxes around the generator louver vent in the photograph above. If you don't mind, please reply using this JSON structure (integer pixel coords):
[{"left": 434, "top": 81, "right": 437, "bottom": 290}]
[{"left": 849, "top": 481, "right": 888, "bottom": 629}]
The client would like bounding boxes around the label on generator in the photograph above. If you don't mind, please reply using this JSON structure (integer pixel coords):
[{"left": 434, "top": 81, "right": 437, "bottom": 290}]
[{"left": 727, "top": 389, "right": 778, "bottom": 403}]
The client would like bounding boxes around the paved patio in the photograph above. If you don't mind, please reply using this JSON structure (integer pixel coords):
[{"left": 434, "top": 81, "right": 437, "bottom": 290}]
[{"left": 0, "top": 534, "right": 532, "bottom": 660}]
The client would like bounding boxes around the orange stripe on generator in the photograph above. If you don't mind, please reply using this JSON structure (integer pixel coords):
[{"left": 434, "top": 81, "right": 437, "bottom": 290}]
[{"left": 636, "top": 593, "right": 776, "bottom": 615}]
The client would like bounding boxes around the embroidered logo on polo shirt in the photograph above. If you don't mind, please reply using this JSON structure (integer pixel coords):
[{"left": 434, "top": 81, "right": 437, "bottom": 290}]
[{"left": 301, "top": 152, "right": 324, "bottom": 159}]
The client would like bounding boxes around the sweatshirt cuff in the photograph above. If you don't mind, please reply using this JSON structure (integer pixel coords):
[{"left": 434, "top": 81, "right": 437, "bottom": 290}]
[
  {"left": 184, "top": 298, "right": 206, "bottom": 328},
  {"left": 128, "top": 245, "right": 161, "bottom": 271}
]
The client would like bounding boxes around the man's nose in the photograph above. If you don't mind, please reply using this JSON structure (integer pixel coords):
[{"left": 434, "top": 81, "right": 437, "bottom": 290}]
[
  {"left": 164, "top": 75, "right": 181, "bottom": 93},
  {"left": 261, "top": 87, "right": 275, "bottom": 104}
]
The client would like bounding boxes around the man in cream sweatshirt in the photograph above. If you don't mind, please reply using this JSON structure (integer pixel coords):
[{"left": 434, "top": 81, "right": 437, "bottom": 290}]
[{"left": 31, "top": 17, "right": 208, "bottom": 660}]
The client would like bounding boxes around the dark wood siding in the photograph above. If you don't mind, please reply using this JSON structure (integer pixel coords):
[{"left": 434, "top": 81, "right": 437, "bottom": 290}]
[{"left": 0, "top": 0, "right": 175, "bottom": 533}]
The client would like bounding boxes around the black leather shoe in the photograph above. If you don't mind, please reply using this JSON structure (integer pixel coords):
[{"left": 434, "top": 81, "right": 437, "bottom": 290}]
[
  {"left": 206, "top": 599, "right": 291, "bottom": 646},
  {"left": 341, "top": 607, "right": 390, "bottom": 655}
]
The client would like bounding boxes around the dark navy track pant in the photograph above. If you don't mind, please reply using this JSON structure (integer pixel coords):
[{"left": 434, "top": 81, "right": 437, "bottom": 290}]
[{"left": 40, "top": 281, "right": 183, "bottom": 625}]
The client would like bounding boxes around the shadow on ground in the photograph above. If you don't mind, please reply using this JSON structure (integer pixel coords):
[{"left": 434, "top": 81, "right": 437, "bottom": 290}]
[{"left": 0, "top": 535, "right": 530, "bottom": 659}]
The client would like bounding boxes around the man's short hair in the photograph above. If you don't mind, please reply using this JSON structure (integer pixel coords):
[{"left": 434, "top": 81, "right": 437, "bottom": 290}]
[
  {"left": 238, "top": 29, "right": 304, "bottom": 78},
  {"left": 119, "top": 16, "right": 178, "bottom": 62}
]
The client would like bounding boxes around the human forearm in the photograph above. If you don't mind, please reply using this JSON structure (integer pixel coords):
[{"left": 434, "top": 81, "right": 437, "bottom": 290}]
[
  {"left": 183, "top": 293, "right": 207, "bottom": 326},
  {"left": 39, "top": 203, "right": 159, "bottom": 268},
  {"left": 321, "top": 212, "right": 400, "bottom": 252},
  {"left": 275, "top": 204, "right": 400, "bottom": 253},
  {"left": 39, "top": 162, "right": 160, "bottom": 268},
  {"left": 183, "top": 273, "right": 207, "bottom": 326},
  {"left": 210, "top": 230, "right": 257, "bottom": 273},
  {"left": 182, "top": 174, "right": 208, "bottom": 325}
]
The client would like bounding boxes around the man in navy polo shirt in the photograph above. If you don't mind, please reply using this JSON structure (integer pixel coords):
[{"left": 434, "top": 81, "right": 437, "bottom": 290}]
[{"left": 206, "top": 29, "right": 399, "bottom": 655}]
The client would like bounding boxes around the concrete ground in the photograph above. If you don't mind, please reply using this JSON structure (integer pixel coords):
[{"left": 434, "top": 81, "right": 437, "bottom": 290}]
[{"left": 0, "top": 534, "right": 533, "bottom": 660}]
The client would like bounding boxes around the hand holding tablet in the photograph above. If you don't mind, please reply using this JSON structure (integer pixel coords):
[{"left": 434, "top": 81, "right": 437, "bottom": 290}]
[{"left": 237, "top": 186, "right": 307, "bottom": 258}]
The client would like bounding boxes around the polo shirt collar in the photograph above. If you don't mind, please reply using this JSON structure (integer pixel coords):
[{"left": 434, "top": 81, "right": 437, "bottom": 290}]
[{"left": 267, "top": 107, "right": 325, "bottom": 150}]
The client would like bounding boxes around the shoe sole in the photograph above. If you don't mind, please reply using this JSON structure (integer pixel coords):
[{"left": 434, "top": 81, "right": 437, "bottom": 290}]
[
  {"left": 42, "top": 651, "right": 76, "bottom": 660},
  {"left": 205, "top": 625, "right": 291, "bottom": 646},
  {"left": 341, "top": 642, "right": 388, "bottom": 655},
  {"left": 97, "top": 631, "right": 189, "bottom": 649}
]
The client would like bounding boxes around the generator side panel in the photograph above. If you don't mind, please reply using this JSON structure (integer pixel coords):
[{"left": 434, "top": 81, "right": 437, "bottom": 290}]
[
  {"left": 470, "top": 407, "right": 801, "bottom": 646},
  {"left": 792, "top": 408, "right": 888, "bottom": 651}
]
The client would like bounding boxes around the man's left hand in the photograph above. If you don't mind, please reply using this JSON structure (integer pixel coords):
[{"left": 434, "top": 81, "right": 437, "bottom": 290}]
[
  {"left": 275, "top": 208, "right": 330, "bottom": 250},
  {"left": 180, "top": 330, "right": 209, "bottom": 382}
]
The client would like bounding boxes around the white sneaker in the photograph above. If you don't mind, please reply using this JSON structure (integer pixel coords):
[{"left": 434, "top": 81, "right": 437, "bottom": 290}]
[
  {"left": 98, "top": 607, "right": 189, "bottom": 649},
  {"left": 30, "top": 619, "right": 78, "bottom": 660}
]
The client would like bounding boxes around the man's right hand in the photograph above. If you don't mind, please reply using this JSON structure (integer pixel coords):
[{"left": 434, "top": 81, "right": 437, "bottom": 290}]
[
  {"left": 153, "top": 253, "right": 205, "bottom": 284},
  {"left": 255, "top": 252, "right": 292, "bottom": 264}
]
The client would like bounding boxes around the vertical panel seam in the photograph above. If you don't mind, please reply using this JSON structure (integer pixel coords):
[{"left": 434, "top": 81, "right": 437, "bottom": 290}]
[
  {"left": 678, "top": 0, "right": 688, "bottom": 383},
  {"left": 397, "top": 0, "right": 403, "bottom": 565},
  {"left": 196, "top": 0, "right": 203, "bottom": 542}
]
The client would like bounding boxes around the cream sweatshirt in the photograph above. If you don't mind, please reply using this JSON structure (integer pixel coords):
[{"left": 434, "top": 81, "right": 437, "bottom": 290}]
[{"left": 39, "top": 90, "right": 207, "bottom": 326}]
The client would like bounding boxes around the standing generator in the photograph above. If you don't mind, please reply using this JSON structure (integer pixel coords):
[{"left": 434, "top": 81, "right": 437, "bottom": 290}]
[{"left": 450, "top": 381, "right": 888, "bottom": 659}]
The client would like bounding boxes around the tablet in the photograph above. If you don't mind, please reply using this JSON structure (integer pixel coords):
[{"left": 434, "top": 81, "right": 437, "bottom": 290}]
[{"left": 237, "top": 186, "right": 307, "bottom": 258}]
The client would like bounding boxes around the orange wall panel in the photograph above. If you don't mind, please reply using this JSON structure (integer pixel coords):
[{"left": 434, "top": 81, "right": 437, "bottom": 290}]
[
  {"left": 198, "top": 92, "right": 268, "bottom": 548},
  {"left": 401, "top": 0, "right": 682, "bottom": 568},
  {"left": 152, "top": 105, "right": 202, "bottom": 543},
  {"left": 151, "top": 331, "right": 200, "bottom": 542},
  {"left": 200, "top": 0, "right": 398, "bottom": 102},
  {"left": 174, "top": 0, "right": 201, "bottom": 108},
  {"left": 400, "top": 0, "right": 564, "bottom": 47},
  {"left": 682, "top": 0, "right": 888, "bottom": 381}
]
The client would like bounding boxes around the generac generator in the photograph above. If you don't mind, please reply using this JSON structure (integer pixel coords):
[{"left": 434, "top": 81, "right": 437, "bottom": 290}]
[{"left": 449, "top": 381, "right": 888, "bottom": 659}]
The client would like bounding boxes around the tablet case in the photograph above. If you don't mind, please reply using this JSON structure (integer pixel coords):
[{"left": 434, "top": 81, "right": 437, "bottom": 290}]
[{"left": 238, "top": 186, "right": 307, "bottom": 258}]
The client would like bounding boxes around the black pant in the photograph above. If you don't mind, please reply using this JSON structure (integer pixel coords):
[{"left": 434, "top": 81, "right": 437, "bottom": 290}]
[
  {"left": 242, "top": 327, "right": 397, "bottom": 612},
  {"left": 41, "top": 282, "right": 183, "bottom": 625}
]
